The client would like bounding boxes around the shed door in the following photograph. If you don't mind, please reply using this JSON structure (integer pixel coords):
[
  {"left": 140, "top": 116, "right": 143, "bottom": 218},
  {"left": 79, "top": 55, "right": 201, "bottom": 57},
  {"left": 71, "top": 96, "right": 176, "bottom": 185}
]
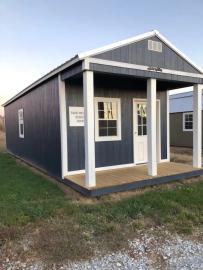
[
  {"left": 133, "top": 99, "right": 161, "bottom": 164},
  {"left": 133, "top": 101, "right": 148, "bottom": 164}
]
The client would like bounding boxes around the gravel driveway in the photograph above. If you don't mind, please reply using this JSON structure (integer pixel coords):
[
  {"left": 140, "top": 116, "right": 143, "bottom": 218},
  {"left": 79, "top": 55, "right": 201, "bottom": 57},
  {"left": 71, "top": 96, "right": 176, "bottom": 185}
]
[{"left": 2, "top": 227, "right": 203, "bottom": 270}]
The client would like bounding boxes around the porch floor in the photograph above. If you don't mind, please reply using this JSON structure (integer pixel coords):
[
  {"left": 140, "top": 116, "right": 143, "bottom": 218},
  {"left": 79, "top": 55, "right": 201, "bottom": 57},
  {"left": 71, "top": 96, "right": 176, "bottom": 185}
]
[{"left": 64, "top": 162, "right": 203, "bottom": 196}]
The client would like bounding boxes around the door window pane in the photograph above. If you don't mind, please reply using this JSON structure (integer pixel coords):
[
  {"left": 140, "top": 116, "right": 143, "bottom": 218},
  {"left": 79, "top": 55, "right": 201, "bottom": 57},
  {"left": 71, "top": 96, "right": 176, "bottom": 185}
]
[
  {"left": 138, "top": 126, "right": 142, "bottom": 136},
  {"left": 137, "top": 103, "right": 147, "bottom": 136}
]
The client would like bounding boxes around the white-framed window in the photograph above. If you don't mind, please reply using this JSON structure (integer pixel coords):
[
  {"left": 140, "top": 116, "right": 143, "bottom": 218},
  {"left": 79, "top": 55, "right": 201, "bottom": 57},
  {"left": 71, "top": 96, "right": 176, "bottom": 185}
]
[
  {"left": 148, "top": 40, "right": 162, "bottom": 52},
  {"left": 95, "top": 97, "right": 121, "bottom": 141},
  {"left": 183, "top": 112, "right": 193, "bottom": 132},
  {"left": 18, "top": 108, "right": 24, "bottom": 138}
]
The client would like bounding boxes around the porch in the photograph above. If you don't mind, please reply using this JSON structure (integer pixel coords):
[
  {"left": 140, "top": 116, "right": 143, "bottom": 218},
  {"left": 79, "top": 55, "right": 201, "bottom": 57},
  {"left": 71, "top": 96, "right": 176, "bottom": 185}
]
[
  {"left": 58, "top": 33, "right": 203, "bottom": 195},
  {"left": 64, "top": 162, "right": 203, "bottom": 196}
]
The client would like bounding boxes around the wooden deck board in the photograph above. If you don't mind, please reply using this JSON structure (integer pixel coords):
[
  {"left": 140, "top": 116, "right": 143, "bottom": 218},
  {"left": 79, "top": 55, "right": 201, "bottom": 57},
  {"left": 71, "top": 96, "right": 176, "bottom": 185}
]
[{"left": 65, "top": 162, "right": 197, "bottom": 190}]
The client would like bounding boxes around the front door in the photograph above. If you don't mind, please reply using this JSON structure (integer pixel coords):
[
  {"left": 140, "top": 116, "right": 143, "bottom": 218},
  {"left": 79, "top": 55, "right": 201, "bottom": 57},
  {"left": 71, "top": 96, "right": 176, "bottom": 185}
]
[
  {"left": 133, "top": 101, "right": 148, "bottom": 164},
  {"left": 133, "top": 99, "right": 160, "bottom": 164}
]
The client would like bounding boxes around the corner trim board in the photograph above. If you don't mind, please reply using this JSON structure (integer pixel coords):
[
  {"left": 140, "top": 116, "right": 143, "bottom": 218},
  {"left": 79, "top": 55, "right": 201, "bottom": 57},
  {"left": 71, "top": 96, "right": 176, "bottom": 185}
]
[
  {"left": 58, "top": 74, "right": 68, "bottom": 178},
  {"left": 166, "top": 91, "right": 170, "bottom": 160}
]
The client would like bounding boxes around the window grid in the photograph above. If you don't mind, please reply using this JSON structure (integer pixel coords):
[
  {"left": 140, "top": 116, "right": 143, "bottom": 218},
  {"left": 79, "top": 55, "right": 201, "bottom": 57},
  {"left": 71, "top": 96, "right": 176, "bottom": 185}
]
[
  {"left": 183, "top": 112, "right": 193, "bottom": 131},
  {"left": 148, "top": 40, "right": 162, "bottom": 52},
  {"left": 98, "top": 101, "right": 117, "bottom": 137},
  {"left": 137, "top": 104, "right": 147, "bottom": 136},
  {"left": 18, "top": 108, "right": 24, "bottom": 138},
  {"left": 95, "top": 98, "right": 121, "bottom": 141}
]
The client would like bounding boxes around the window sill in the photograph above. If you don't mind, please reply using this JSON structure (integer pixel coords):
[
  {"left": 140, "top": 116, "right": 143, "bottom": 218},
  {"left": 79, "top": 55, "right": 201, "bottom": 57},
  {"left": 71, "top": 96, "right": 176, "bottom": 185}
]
[
  {"left": 183, "top": 129, "right": 193, "bottom": 132},
  {"left": 95, "top": 136, "right": 121, "bottom": 142}
]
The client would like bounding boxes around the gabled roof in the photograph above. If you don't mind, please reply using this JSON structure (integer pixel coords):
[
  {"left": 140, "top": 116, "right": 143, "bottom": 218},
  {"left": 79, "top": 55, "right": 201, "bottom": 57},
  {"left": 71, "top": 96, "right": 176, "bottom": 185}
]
[
  {"left": 78, "top": 30, "right": 203, "bottom": 74},
  {"left": 3, "top": 30, "right": 203, "bottom": 106}
]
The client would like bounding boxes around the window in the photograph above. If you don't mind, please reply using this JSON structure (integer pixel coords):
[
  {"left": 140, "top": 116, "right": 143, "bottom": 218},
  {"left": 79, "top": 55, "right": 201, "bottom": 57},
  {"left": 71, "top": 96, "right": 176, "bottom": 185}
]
[
  {"left": 18, "top": 108, "right": 24, "bottom": 138},
  {"left": 95, "top": 97, "right": 121, "bottom": 141},
  {"left": 137, "top": 104, "right": 147, "bottom": 136},
  {"left": 183, "top": 112, "right": 193, "bottom": 131},
  {"left": 148, "top": 40, "right": 162, "bottom": 52}
]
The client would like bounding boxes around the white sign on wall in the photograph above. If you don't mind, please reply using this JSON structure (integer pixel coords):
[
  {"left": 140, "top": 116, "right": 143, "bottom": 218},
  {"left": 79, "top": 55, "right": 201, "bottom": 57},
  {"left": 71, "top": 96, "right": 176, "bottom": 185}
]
[{"left": 69, "top": 106, "right": 84, "bottom": 126}]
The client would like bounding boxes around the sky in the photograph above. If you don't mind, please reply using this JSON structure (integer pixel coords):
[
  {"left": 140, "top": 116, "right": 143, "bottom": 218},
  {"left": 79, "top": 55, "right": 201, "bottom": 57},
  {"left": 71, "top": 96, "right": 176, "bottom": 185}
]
[{"left": 1, "top": 0, "right": 203, "bottom": 116}]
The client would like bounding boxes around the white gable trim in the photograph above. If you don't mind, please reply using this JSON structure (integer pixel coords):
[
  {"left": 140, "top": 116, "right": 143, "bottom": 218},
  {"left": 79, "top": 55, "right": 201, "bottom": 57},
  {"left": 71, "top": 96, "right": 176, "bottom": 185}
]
[
  {"left": 87, "top": 57, "right": 203, "bottom": 79},
  {"left": 78, "top": 30, "right": 158, "bottom": 59},
  {"left": 78, "top": 30, "right": 203, "bottom": 74},
  {"left": 3, "top": 30, "right": 203, "bottom": 107},
  {"left": 157, "top": 32, "right": 203, "bottom": 74}
]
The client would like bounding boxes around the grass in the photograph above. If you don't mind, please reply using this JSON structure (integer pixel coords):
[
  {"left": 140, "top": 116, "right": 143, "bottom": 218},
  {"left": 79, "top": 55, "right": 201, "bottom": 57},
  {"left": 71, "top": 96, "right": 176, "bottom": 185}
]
[
  {"left": 0, "top": 131, "right": 203, "bottom": 263},
  {"left": 0, "top": 153, "right": 69, "bottom": 226},
  {"left": 0, "top": 131, "right": 5, "bottom": 152}
]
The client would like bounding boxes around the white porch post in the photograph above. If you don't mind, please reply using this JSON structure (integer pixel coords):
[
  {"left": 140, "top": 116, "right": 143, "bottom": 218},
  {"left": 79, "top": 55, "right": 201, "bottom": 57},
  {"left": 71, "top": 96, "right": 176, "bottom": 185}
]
[
  {"left": 58, "top": 74, "right": 68, "bottom": 178},
  {"left": 166, "top": 90, "right": 170, "bottom": 161},
  {"left": 147, "top": 78, "right": 157, "bottom": 176},
  {"left": 83, "top": 70, "right": 96, "bottom": 187},
  {"left": 193, "top": 84, "right": 202, "bottom": 168}
]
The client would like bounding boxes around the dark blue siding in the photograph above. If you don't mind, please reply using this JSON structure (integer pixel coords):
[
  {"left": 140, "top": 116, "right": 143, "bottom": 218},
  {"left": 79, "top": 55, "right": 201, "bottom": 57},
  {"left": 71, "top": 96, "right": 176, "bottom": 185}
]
[
  {"left": 66, "top": 75, "right": 167, "bottom": 171},
  {"left": 5, "top": 77, "right": 61, "bottom": 177},
  {"left": 94, "top": 36, "right": 200, "bottom": 74}
]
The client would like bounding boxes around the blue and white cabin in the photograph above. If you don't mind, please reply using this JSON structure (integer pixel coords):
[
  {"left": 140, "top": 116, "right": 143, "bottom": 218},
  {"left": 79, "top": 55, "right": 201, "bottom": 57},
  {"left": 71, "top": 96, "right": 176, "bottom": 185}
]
[{"left": 3, "top": 30, "right": 203, "bottom": 196}]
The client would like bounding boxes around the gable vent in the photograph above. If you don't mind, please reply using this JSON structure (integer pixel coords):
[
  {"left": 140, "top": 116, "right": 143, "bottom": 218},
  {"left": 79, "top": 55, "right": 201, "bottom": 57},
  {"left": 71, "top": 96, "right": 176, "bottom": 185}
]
[{"left": 148, "top": 40, "right": 162, "bottom": 52}]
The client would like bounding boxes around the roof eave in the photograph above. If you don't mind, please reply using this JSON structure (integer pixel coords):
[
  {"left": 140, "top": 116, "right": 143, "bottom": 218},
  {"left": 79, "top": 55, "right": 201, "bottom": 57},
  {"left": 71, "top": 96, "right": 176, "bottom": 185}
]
[{"left": 2, "top": 55, "right": 80, "bottom": 107}]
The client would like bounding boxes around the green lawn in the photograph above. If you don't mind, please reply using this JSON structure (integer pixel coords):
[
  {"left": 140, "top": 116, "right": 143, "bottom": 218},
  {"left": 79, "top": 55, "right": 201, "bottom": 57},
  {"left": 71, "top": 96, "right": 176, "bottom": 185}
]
[
  {"left": 0, "top": 153, "right": 68, "bottom": 226},
  {"left": 0, "top": 147, "right": 203, "bottom": 262}
]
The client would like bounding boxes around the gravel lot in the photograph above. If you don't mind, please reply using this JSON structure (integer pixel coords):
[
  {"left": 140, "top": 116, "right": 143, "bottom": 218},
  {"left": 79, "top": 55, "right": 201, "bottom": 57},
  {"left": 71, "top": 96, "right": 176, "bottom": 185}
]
[{"left": 1, "top": 227, "right": 203, "bottom": 270}]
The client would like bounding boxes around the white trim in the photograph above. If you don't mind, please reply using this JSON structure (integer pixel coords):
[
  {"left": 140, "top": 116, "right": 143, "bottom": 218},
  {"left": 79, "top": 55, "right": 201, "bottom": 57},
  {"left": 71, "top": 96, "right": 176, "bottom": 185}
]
[
  {"left": 157, "top": 99, "right": 161, "bottom": 163},
  {"left": 147, "top": 78, "right": 157, "bottom": 176},
  {"left": 193, "top": 84, "right": 202, "bottom": 168},
  {"left": 157, "top": 32, "right": 203, "bottom": 74},
  {"left": 166, "top": 91, "right": 170, "bottom": 161},
  {"left": 67, "top": 163, "right": 136, "bottom": 175},
  {"left": 83, "top": 70, "right": 96, "bottom": 187},
  {"left": 67, "top": 157, "right": 168, "bottom": 176},
  {"left": 78, "top": 30, "right": 158, "bottom": 59},
  {"left": 88, "top": 57, "right": 203, "bottom": 79},
  {"left": 94, "top": 97, "right": 121, "bottom": 142},
  {"left": 58, "top": 75, "right": 68, "bottom": 178},
  {"left": 82, "top": 58, "right": 90, "bottom": 70},
  {"left": 132, "top": 98, "right": 161, "bottom": 165},
  {"left": 78, "top": 30, "right": 203, "bottom": 74},
  {"left": 4, "top": 30, "right": 203, "bottom": 107},
  {"left": 159, "top": 158, "right": 170, "bottom": 163},
  {"left": 183, "top": 112, "right": 193, "bottom": 132},
  {"left": 18, "top": 108, "right": 24, "bottom": 138}
]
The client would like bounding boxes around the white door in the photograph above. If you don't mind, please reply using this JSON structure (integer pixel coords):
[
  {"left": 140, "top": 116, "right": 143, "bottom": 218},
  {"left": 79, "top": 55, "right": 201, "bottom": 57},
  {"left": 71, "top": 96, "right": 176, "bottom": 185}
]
[
  {"left": 133, "top": 99, "right": 161, "bottom": 164},
  {"left": 133, "top": 101, "right": 148, "bottom": 164}
]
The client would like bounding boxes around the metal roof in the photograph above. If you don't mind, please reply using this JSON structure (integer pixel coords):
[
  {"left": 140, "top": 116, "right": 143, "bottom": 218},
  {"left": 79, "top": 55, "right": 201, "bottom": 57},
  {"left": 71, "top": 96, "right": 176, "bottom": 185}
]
[{"left": 170, "top": 91, "right": 203, "bottom": 113}]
